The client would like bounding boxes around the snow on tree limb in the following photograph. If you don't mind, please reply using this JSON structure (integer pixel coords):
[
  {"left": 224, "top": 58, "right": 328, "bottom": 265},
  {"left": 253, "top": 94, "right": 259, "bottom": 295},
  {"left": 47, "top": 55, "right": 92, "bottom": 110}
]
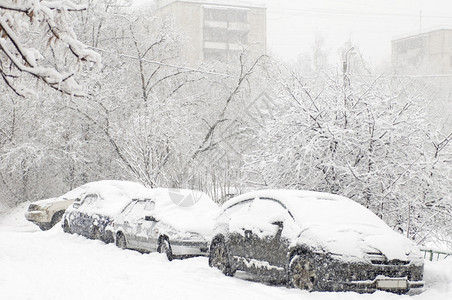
[{"left": 0, "top": 0, "right": 100, "bottom": 97}]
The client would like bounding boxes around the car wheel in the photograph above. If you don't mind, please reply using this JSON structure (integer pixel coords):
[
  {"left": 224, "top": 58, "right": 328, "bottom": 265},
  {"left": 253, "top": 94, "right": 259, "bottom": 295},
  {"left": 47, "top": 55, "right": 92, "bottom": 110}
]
[
  {"left": 209, "top": 240, "right": 234, "bottom": 276},
  {"left": 63, "top": 220, "right": 71, "bottom": 233},
  {"left": 158, "top": 238, "right": 173, "bottom": 261},
  {"left": 50, "top": 211, "right": 64, "bottom": 227},
  {"left": 116, "top": 233, "right": 127, "bottom": 249},
  {"left": 38, "top": 223, "right": 51, "bottom": 231},
  {"left": 92, "top": 227, "right": 101, "bottom": 240},
  {"left": 289, "top": 255, "right": 317, "bottom": 291}
]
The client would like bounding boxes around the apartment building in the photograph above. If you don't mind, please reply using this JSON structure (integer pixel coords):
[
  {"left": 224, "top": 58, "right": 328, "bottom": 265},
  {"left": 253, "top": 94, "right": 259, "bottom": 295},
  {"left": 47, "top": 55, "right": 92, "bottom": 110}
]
[
  {"left": 154, "top": 0, "right": 267, "bottom": 64},
  {"left": 392, "top": 29, "right": 452, "bottom": 74}
]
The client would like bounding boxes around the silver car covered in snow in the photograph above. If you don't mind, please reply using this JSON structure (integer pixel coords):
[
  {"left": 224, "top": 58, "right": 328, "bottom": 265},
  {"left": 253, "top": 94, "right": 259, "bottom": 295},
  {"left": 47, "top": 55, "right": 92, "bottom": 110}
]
[{"left": 113, "top": 188, "right": 219, "bottom": 260}]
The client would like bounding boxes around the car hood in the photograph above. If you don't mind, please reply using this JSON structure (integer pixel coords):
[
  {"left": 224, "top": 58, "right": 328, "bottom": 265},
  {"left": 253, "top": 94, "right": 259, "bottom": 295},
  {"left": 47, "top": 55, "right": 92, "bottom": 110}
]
[
  {"left": 30, "top": 197, "right": 64, "bottom": 207},
  {"left": 294, "top": 223, "right": 423, "bottom": 264}
]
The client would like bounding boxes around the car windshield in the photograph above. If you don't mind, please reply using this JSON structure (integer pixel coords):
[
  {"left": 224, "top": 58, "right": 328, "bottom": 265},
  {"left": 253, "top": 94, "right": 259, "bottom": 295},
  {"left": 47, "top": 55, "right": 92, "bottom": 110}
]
[{"left": 285, "top": 195, "right": 388, "bottom": 230}]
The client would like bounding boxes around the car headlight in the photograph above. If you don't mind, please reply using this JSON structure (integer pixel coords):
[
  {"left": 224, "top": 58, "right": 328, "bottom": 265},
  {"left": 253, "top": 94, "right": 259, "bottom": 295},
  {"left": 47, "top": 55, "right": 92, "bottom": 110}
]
[{"left": 38, "top": 204, "right": 53, "bottom": 211}]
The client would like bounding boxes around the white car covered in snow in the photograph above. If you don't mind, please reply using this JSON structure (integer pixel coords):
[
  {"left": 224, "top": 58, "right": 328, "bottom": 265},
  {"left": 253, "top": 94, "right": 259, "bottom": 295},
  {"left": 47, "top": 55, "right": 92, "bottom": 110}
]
[
  {"left": 209, "top": 190, "right": 424, "bottom": 293},
  {"left": 112, "top": 188, "right": 219, "bottom": 260}
]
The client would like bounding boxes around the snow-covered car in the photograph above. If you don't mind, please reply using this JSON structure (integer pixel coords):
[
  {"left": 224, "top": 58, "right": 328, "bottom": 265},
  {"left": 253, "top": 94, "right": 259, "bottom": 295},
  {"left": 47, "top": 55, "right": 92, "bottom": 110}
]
[
  {"left": 113, "top": 188, "right": 219, "bottom": 260},
  {"left": 62, "top": 180, "right": 148, "bottom": 243},
  {"left": 25, "top": 185, "right": 88, "bottom": 231},
  {"left": 209, "top": 190, "right": 424, "bottom": 293}
]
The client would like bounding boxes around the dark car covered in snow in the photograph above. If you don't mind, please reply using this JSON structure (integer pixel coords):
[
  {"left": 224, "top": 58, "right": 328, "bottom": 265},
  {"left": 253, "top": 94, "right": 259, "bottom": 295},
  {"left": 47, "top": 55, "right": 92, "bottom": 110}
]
[
  {"left": 113, "top": 188, "right": 219, "bottom": 260},
  {"left": 62, "top": 180, "right": 148, "bottom": 243},
  {"left": 209, "top": 190, "right": 424, "bottom": 293}
]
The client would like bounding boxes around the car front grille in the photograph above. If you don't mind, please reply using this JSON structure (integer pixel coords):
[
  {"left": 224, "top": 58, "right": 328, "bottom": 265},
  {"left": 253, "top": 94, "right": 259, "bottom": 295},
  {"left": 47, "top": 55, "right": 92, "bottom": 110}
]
[
  {"left": 366, "top": 252, "right": 409, "bottom": 266},
  {"left": 367, "top": 252, "right": 387, "bottom": 264},
  {"left": 343, "top": 259, "right": 420, "bottom": 282}
]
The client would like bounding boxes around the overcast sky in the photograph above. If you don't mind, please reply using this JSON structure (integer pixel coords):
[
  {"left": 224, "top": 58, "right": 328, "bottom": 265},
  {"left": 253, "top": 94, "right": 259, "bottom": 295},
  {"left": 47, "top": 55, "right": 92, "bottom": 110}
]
[
  {"left": 139, "top": 0, "right": 452, "bottom": 67},
  {"left": 264, "top": 0, "right": 452, "bottom": 66}
]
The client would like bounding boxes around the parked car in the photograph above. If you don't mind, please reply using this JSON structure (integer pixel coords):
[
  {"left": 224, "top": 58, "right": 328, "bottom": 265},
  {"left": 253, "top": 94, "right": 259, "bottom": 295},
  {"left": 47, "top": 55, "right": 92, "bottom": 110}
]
[
  {"left": 25, "top": 185, "right": 88, "bottom": 230},
  {"left": 62, "top": 180, "right": 148, "bottom": 243},
  {"left": 113, "top": 188, "right": 219, "bottom": 260},
  {"left": 209, "top": 190, "right": 424, "bottom": 293}
]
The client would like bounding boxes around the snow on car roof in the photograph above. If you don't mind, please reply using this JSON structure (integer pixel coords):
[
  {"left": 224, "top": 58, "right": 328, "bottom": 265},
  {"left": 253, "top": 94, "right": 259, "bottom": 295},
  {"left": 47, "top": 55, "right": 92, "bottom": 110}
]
[
  {"left": 223, "top": 189, "right": 387, "bottom": 228},
  {"left": 133, "top": 188, "right": 220, "bottom": 237},
  {"left": 75, "top": 180, "right": 148, "bottom": 217}
]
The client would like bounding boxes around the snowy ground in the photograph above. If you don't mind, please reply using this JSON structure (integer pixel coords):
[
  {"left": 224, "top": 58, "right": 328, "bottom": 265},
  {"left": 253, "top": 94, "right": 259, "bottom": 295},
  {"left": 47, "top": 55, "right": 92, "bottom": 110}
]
[{"left": 1, "top": 203, "right": 451, "bottom": 300}]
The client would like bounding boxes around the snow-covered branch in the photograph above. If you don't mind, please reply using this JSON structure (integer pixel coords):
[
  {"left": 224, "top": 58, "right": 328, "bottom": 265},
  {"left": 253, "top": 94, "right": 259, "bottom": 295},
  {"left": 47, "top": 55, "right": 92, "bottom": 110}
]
[{"left": 0, "top": 0, "right": 100, "bottom": 96}]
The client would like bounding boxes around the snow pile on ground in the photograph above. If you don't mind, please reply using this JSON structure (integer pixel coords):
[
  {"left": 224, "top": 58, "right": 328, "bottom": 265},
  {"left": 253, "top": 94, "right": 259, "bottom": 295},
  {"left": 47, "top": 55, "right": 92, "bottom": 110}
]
[
  {"left": 1, "top": 203, "right": 451, "bottom": 300},
  {"left": 422, "top": 258, "right": 452, "bottom": 297},
  {"left": 0, "top": 201, "right": 33, "bottom": 230}
]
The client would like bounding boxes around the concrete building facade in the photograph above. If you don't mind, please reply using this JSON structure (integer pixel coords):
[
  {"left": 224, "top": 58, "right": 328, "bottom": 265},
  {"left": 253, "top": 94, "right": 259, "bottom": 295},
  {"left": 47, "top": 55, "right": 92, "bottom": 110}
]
[
  {"left": 155, "top": 0, "right": 266, "bottom": 65},
  {"left": 392, "top": 29, "right": 452, "bottom": 133},
  {"left": 392, "top": 29, "right": 452, "bottom": 74}
]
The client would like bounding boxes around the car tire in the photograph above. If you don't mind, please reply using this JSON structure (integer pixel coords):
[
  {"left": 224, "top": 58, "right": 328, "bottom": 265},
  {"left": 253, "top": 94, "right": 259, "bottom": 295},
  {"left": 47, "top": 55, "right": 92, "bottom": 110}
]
[
  {"left": 38, "top": 223, "right": 51, "bottom": 231},
  {"left": 63, "top": 219, "right": 71, "bottom": 233},
  {"left": 116, "top": 232, "right": 127, "bottom": 249},
  {"left": 50, "top": 211, "right": 64, "bottom": 227},
  {"left": 92, "top": 227, "right": 101, "bottom": 241},
  {"left": 289, "top": 254, "right": 317, "bottom": 291},
  {"left": 209, "top": 239, "right": 234, "bottom": 276},
  {"left": 158, "top": 238, "right": 173, "bottom": 261}
]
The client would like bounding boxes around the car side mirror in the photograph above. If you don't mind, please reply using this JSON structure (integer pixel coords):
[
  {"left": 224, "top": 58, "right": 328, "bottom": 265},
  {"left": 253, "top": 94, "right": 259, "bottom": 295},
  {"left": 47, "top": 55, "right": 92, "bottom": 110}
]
[
  {"left": 145, "top": 216, "right": 158, "bottom": 222},
  {"left": 272, "top": 221, "right": 284, "bottom": 229},
  {"left": 272, "top": 221, "right": 284, "bottom": 240},
  {"left": 73, "top": 202, "right": 81, "bottom": 209}
]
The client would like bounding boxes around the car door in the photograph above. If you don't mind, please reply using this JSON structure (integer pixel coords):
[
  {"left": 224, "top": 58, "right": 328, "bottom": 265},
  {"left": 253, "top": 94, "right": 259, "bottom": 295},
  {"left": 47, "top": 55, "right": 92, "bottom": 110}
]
[
  {"left": 119, "top": 201, "right": 139, "bottom": 249},
  {"left": 225, "top": 199, "right": 253, "bottom": 269},
  {"left": 140, "top": 200, "right": 159, "bottom": 252},
  {"left": 241, "top": 197, "right": 291, "bottom": 278},
  {"left": 75, "top": 193, "right": 99, "bottom": 236},
  {"left": 122, "top": 200, "right": 148, "bottom": 250}
]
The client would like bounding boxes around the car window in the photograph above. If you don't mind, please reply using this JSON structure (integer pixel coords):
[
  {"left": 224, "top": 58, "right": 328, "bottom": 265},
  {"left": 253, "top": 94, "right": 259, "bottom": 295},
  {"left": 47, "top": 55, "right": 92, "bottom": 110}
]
[
  {"left": 228, "top": 198, "right": 291, "bottom": 237},
  {"left": 82, "top": 194, "right": 99, "bottom": 206},
  {"left": 251, "top": 198, "right": 291, "bottom": 223},
  {"left": 128, "top": 201, "right": 147, "bottom": 218},
  {"left": 121, "top": 201, "right": 137, "bottom": 215},
  {"left": 219, "top": 199, "right": 253, "bottom": 222},
  {"left": 144, "top": 201, "right": 155, "bottom": 211}
]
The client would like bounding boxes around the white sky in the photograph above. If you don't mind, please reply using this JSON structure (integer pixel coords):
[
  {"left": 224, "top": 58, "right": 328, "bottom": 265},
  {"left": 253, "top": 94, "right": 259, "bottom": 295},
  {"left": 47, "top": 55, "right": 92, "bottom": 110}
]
[
  {"left": 138, "top": 0, "right": 452, "bottom": 67},
  {"left": 263, "top": 0, "right": 452, "bottom": 66}
]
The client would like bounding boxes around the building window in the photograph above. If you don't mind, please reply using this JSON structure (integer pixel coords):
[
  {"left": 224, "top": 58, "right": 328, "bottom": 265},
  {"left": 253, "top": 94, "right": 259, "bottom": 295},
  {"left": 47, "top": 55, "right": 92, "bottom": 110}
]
[
  {"left": 204, "top": 8, "right": 248, "bottom": 23},
  {"left": 203, "top": 6, "right": 250, "bottom": 62}
]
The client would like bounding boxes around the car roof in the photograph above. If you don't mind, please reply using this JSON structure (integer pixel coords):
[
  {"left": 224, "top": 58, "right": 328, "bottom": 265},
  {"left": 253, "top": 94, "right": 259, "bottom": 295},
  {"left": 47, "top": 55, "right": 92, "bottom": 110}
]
[
  {"left": 222, "top": 189, "right": 388, "bottom": 229},
  {"left": 73, "top": 180, "right": 148, "bottom": 216}
]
